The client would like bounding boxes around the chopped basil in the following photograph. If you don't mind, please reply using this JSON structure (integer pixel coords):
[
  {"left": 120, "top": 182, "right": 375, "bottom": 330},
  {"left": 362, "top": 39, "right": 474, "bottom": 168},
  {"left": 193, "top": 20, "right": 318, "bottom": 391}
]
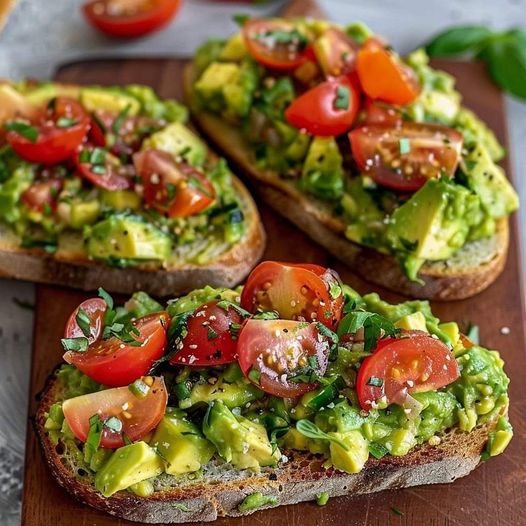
[
  {"left": 334, "top": 85, "right": 350, "bottom": 110},
  {"left": 337, "top": 311, "right": 398, "bottom": 352},
  {"left": 329, "top": 281, "right": 342, "bottom": 300},
  {"left": 86, "top": 414, "right": 103, "bottom": 457},
  {"left": 207, "top": 327, "right": 218, "bottom": 340},
  {"left": 166, "top": 182, "right": 177, "bottom": 201},
  {"left": 399, "top": 137, "right": 411, "bottom": 155},
  {"left": 229, "top": 322, "right": 242, "bottom": 340},
  {"left": 90, "top": 147, "right": 107, "bottom": 166},
  {"left": 248, "top": 368, "right": 261, "bottom": 384},
  {"left": 112, "top": 104, "right": 132, "bottom": 135},
  {"left": 98, "top": 287, "right": 114, "bottom": 310},
  {"left": 4, "top": 121, "right": 38, "bottom": 143},
  {"left": 369, "top": 442, "right": 389, "bottom": 459},
  {"left": 296, "top": 419, "right": 349, "bottom": 451},
  {"left": 56, "top": 117, "right": 78, "bottom": 128},
  {"left": 366, "top": 376, "right": 384, "bottom": 387},
  {"left": 391, "top": 506, "right": 404, "bottom": 517},
  {"left": 76, "top": 307, "right": 92, "bottom": 339},
  {"left": 104, "top": 416, "right": 123, "bottom": 433},
  {"left": 79, "top": 148, "right": 91, "bottom": 164},
  {"left": 91, "top": 164, "right": 107, "bottom": 175},
  {"left": 60, "top": 337, "right": 89, "bottom": 353},
  {"left": 128, "top": 378, "right": 150, "bottom": 399}
]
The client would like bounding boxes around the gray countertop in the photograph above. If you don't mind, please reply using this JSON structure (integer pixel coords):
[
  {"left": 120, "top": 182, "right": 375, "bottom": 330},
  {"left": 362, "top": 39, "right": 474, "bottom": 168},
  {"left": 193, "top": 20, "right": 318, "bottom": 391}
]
[{"left": 0, "top": 1, "right": 524, "bottom": 523}]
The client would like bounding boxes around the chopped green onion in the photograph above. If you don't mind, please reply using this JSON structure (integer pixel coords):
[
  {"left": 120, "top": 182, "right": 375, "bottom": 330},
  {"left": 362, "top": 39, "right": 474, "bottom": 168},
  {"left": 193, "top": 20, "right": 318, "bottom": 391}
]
[
  {"left": 334, "top": 85, "right": 350, "bottom": 110},
  {"left": 399, "top": 138, "right": 411, "bottom": 155},
  {"left": 366, "top": 376, "right": 384, "bottom": 387},
  {"left": 4, "top": 121, "right": 38, "bottom": 142},
  {"left": 128, "top": 378, "right": 150, "bottom": 399}
]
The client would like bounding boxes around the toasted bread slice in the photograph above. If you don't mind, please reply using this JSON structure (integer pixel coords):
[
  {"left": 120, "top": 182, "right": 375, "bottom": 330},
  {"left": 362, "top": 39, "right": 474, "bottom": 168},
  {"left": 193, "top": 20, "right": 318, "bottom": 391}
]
[
  {"left": 36, "top": 369, "right": 499, "bottom": 524},
  {"left": 183, "top": 64, "right": 509, "bottom": 301},
  {"left": 0, "top": 82, "right": 266, "bottom": 296}
]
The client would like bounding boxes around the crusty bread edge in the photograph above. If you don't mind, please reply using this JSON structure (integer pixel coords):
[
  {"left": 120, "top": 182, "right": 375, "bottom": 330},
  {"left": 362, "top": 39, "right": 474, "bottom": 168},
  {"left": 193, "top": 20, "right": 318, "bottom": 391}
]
[
  {"left": 182, "top": 63, "right": 509, "bottom": 301},
  {"left": 35, "top": 369, "right": 499, "bottom": 524},
  {"left": 0, "top": 81, "right": 266, "bottom": 296}
]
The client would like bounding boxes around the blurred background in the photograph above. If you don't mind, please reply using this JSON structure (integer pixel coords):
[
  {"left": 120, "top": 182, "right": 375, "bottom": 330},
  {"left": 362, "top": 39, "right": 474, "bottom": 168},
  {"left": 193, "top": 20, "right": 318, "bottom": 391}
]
[{"left": 0, "top": 0, "right": 525, "bottom": 524}]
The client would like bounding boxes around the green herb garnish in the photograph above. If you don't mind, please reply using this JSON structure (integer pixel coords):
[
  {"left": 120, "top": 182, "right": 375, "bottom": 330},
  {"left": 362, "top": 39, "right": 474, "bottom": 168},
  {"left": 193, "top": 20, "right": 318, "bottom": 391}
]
[
  {"left": 4, "top": 121, "right": 38, "bottom": 142},
  {"left": 366, "top": 376, "right": 384, "bottom": 387},
  {"left": 399, "top": 137, "right": 411, "bottom": 155},
  {"left": 104, "top": 416, "right": 123, "bottom": 433},
  {"left": 368, "top": 442, "right": 389, "bottom": 459},
  {"left": 112, "top": 104, "right": 132, "bottom": 135},
  {"left": 86, "top": 414, "right": 103, "bottom": 457},
  {"left": 75, "top": 307, "right": 92, "bottom": 339},
  {"left": 391, "top": 506, "right": 404, "bottom": 516},
  {"left": 128, "top": 378, "right": 150, "bottom": 399},
  {"left": 248, "top": 368, "right": 261, "bottom": 384},
  {"left": 56, "top": 117, "right": 78, "bottom": 128},
  {"left": 337, "top": 311, "right": 398, "bottom": 352},
  {"left": 60, "top": 337, "right": 89, "bottom": 353},
  {"left": 295, "top": 419, "right": 349, "bottom": 451},
  {"left": 334, "top": 85, "right": 350, "bottom": 110}
]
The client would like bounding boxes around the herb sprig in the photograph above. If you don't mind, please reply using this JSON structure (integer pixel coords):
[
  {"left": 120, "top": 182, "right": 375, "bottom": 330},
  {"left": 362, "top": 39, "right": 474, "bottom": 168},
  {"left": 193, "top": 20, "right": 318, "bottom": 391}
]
[
  {"left": 337, "top": 311, "right": 399, "bottom": 352},
  {"left": 296, "top": 419, "right": 349, "bottom": 451}
]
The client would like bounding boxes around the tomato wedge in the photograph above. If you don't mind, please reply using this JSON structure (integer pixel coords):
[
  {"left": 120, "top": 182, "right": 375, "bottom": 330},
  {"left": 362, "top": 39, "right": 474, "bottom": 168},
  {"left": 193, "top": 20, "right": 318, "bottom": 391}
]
[
  {"left": 169, "top": 300, "right": 245, "bottom": 366},
  {"left": 6, "top": 97, "right": 90, "bottom": 165},
  {"left": 356, "top": 38, "right": 420, "bottom": 106},
  {"left": 363, "top": 98, "right": 403, "bottom": 126},
  {"left": 64, "top": 311, "right": 169, "bottom": 387},
  {"left": 285, "top": 76, "right": 360, "bottom": 136},
  {"left": 63, "top": 376, "right": 167, "bottom": 448},
  {"left": 243, "top": 19, "right": 310, "bottom": 70},
  {"left": 240, "top": 261, "right": 344, "bottom": 329},
  {"left": 313, "top": 27, "right": 358, "bottom": 78},
  {"left": 349, "top": 122, "right": 463, "bottom": 191},
  {"left": 82, "top": 0, "right": 182, "bottom": 38},
  {"left": 237, "top": 319, "right": 332, "bottom": 398},
  {"left": 356, "top": 333, "right": 460, "bottom": 411},
  {"left": 64, "top": 297, "right": 108, "bottom": 344},
  {"left": 133, "top": 149, "right": 215, "bottom": 218},
  {"left": 76, "top": 145, "right": 131, "bottom": 190}
]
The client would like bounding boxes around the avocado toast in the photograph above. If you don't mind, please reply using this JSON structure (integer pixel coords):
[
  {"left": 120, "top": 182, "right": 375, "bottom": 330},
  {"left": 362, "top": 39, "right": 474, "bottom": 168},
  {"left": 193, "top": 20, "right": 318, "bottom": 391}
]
[
  {"left": 184, "top": 17, "right": 519, "bottom": 300},
  {"left": 36, "top": 261, "right": 512, "bottom": 523},
  {"left": 0, "top": 81, "right": 264, "bottom": 295}
]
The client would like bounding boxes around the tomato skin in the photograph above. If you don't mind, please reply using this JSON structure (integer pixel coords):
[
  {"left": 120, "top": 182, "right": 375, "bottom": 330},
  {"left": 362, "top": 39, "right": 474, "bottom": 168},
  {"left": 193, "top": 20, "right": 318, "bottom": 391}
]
[
  {"left": 133, "top": 149, "right": 215, "bottom": 218},
  {"left": 82, "top": 0, "right": 182, "bottom": 39},
  {"left": 169, "top": 300, "right": 244, "bottom": 366},
  {"left": 356, "top": 38, "right": 420, "bottom": 106},
  {"left": 7, "top": 97, "right": 90, "bottom": 165},
  {"left": 363, "top": 99, "right": 403, "bottom": 126},
  {"left": 356, "top": 333, "right": 460, "bottom": 411},
  {"left": 243, "top": 19, "right": 310, "bottom": 71},
  {"left": 349, "top": 122, "right": 463, "bottom": 191},
  {"left": 285, "top": 76, "right": 360, "bottom": 136},
  {"left": 237, "top": 319, "right": 331, "bottom": 398},
  {"left": 21, "top": 177, "right": 63, "bottom": 213},
  {"left": 313, "top": 27, "right": 358, "bottom": 78},
  {"left": 63, "top": 376, "right": 167, "bottom": 448},
  {"left": 240, "top": 261, "right": 344, "bottom": 329},
  {"left": 64, "top": 298, "right": 108, "bottom": 344},
  {"left": 64, "top": 311, "right": 169, "bottom": 387}
]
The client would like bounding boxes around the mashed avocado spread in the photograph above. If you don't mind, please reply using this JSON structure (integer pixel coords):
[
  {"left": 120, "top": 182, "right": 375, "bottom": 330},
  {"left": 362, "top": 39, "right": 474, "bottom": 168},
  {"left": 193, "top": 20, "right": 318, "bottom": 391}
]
[
  {"left": 44, "top": 284, "right": 512, "bottom": 499},
  {"left": 191, "top": 18, "right": 519, "bottom": 281},
  {"left": 0, "top": 83, "right": 246, "bottom": 268}
]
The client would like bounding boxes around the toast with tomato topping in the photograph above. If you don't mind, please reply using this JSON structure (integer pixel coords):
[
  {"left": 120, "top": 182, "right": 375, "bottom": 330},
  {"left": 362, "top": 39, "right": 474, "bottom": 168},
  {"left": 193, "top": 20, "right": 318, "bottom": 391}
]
[
  {"left": 35, "top": 262, "right": 512, "bottom": 522},
  {"left": 0, "top": 80, "right": 265, "bottom": 296},
  {"left": 183, "top": 17, "right": 518, "bottom": 300}
]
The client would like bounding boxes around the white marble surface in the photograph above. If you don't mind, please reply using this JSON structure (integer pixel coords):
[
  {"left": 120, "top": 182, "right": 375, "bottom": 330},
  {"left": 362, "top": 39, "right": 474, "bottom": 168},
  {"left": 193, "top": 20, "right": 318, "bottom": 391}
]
[{"left": 0, "top": 1, "right": 524, "bottom": 523}]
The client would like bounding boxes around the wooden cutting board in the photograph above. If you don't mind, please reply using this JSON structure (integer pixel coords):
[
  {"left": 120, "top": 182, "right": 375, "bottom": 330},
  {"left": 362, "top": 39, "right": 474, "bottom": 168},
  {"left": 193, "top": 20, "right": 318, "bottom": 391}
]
[{"left": 22, "top": 2, "right": 526, "bottom": 525}]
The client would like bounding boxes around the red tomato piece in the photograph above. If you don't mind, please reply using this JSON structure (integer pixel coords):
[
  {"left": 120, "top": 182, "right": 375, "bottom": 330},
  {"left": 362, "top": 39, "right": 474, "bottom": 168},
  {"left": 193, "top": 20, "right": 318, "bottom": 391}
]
[
  {"left": 240, "top": 261, "right": 343, "bottom": 329},
  {"left": 313, "top": 27, "right": 358, "bottom": 78},
  {"left": 243, "top": 19, "right": 310, "bottom": 70},
  {"left": 133, "top": 149, "right": 215, "bottom": 218},
  {"left": 356, "top": 333, "right": 460, "bottom": 411},
  {"left": 64, "top": 297, "right": 108, "bottom": 344},
  {"left": 82, "top": 0, "right": 182, "bottom": 39},
  {"left": 356, "top": 38, "right": 420, "bottom": 106},
  {"left": 349, "top": 122, "right": 463, "bottom": 191},
  {"left": 6, "top": 97, "right": 90, "bottom": 165},
  {"left": 237, "top": 319, "right": 332, "bottom": 397},
  {"left": 285, "top": 76, "right": 360, "bottom": 136},
  {"left": 64, "top": 311, "right": 169, "bottom": 387},
  {"left": 21, "top": 177, "right": 63, "bottom": 213},
  {"left": 363, "top": 98, "right": 403, "bottom": 126},
  {"left": 169, "top": 300, "right": 244, "bottom": 366},
  {"left": 63, "top": 376, "right": 167, "bottom": 448}
]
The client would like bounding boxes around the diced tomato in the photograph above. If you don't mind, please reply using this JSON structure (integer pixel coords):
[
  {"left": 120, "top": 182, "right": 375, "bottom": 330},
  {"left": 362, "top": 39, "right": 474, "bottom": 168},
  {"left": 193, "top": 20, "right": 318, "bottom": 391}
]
[
  {"left": 133, "top": 149, "right": 215, "bottom": 218},
  {"left": 349, "top": 122, "right": 463, "bottom": 191},
  {"left": 243, "top": 19, "right": 311, "bottom": 70},
  {"left": 356, "top": 332, "right": 460, "bottom": 411},
  {"left": 21, "top": 177, "right": 63, "bottom": 214},
  {"left": 285, "top": 76, "right": 360, "bottom": 136},
  {"left": 64, "top": 297, "right": 108, "bottom": 344},
  {"left": 64, "top": 311, "right": 169, "bottom": 387},
  {"left": 6, "top": 97, "right": 90, "bottom": 165},
  {"left": 313, "top": 27, "right": 358, "bottom": 78},
  {"left": 63, "top": 376, "right": 167, "bottom": 448},
  {"left": 82, "top": 0, "right": 182, "bottom": 39},
  {"left": 237, "top": 319, "right": 332, "bottom": 397},
  {"left": 356, "top": 38, "right": 420, "bottom": 106}
]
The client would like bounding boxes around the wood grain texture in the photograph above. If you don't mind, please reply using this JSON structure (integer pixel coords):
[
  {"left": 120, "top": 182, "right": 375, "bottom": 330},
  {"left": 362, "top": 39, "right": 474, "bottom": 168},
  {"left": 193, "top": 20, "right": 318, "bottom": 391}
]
[{"left": 21, "top": 4, "right": 526, "bottom": 525}]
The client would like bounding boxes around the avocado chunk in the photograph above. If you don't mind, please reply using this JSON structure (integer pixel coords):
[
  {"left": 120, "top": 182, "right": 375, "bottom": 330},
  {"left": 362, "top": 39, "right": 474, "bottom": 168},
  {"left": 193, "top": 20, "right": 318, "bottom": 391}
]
[
  {"left": 80, "top": 87, "right": 140, "bottom": 115},
  {"left": 142, "top": 122, "right": 207, "bottom": 167},
  {"left": 219, "top": 33, "right": 247, "bottom": 61},
  {"left": 394, "top": 311, "right": 428, "bottom": 332},
  {"left": 461, "top": 143, "right": 518, "bottom": 218},
  {"left": 150, "top": 408, "right": 214, "bottom": 475},
  {"left": 25, "top": 83, "right": 80, "bottom": 106},
  {"left": 86, "top": 216, "right": 172, "bottom": 262},
  {"left": 101, "top": 189, "right": 142, "bottom": 211},
  {"left": 203, "top": 400, "right": 280, "bottom": 471},
  {"left": 0, "top": 164, "right": 34, "bottom": 224},
  {"left": 94, "top": 441, "right": 163, "bottom": 497},
  {"left": 386, "top": 178, "right": 482, "bottom": 261},
  {"left": 301, "top": 136, "right": 344, "bottom": 200},
  {"left": 123, "top": 85, "right": 188, "bottom": 123},
  {"left": 329, "top": 430, "right": 369, "bottom": 473}
]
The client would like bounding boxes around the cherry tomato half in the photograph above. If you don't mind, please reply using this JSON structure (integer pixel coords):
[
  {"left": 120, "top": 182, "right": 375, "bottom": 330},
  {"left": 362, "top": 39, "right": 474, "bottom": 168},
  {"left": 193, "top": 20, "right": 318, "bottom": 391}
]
[
  {"left": 243, "top": 19, "right": 310, "bottom": 71},
  {"left": 169, "top": 300, "right": 245, "bottom": 366},
  {"left": 133, "top": 149, "right": 215, "bottom": 218},
  {"left": 64, "top": 311, "right": 169, "bottom": 387},
  {"left": 64, "top": 297, "right": 108, "bottom": 344},
  {"left": 349, "top": 122, "right": 463, "bottom": 191},
  {"left": 6, "top": 97, "right": 90, "bottom": 165},
  {"left": 82, "top": 0, "right": 182, "bottom": 39},
  {"left": 63, "top": 376, "right": 167, "bottom": 448},
  {"left": 363, "top": 98, "right": 403, "bottom": 126},
  {"left": 356, "top": 332, "right": 460, "bottom": 411},
  {"left": 237, "top": 319, "right": 332, "bottom": 397},
  {"left": 313, "top": 27, "right": 358, "bottom": 78},
  {"left": 240, "top": 261, "right": 344, "bottom": 329},
  {"left": 356, "top": 38, "right": 420, "bottom": 106},
  {"left": 285, "top": 76, "right": 360, "bottom": 136}
]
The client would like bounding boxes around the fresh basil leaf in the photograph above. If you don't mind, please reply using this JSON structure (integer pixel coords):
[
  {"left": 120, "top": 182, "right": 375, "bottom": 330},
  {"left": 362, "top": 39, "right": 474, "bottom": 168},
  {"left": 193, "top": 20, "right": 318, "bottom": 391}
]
[
  {"left": 368, "top": 442, "right": 389, "bottom": 459},
  {"left": 296, "top": 419, "right": 349, "bottom": 451},
  {"left": 112, "top": 104, "right": 132, "bottom": 135},
  {"left": 337, "top": 311, "right": 398, "bottom": 352},
  {"left": 76, "top": 308, "right": 92, "bottom": 338},
  {"left": 334, "top": 85, "right": 350, "bottom": 110},
  {"left": 86, "top": 414, "right": 103, "bottom": 457},
  {"left": 425, "top": 25, "right": 493, "bottom": 57},
  {"left": 4, "top": 121, "right": 38, "bottom": 142},
  {"left": 233, "top": 13, "right": 249, "bottom": 27},
  {"left": 56, "top": 117, "right": 78, "bottom": 128},
  {"left": 60, "top": 337, "right": 89, "bottom": 353},
  {"left": 104, "top": 416, "right": 123, "bottom": 433},
  {"left": 98, "top": 287, "right": 114, "bottom": 311}
]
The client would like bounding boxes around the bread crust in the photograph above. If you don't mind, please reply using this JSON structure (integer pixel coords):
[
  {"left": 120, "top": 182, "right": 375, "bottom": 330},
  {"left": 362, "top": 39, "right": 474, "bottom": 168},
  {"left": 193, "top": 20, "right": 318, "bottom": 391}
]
[
  {"left": 183, "top": 63, "right": 509, "bottom": 301},
  {"left": 0, "top": 81, "right": 266, "bottom": 296},
  {"left": 36, "top": 370, "right": 498, "bottom": 524}
]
